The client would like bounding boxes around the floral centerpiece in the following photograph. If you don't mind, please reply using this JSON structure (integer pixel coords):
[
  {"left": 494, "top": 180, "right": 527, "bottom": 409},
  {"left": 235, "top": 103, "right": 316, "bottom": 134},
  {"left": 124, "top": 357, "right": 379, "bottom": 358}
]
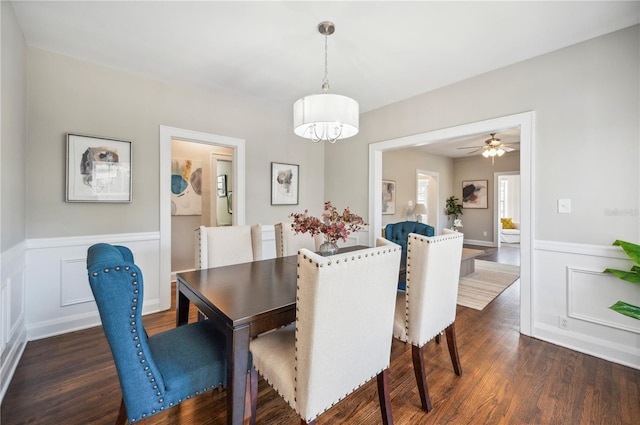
[{"left": 290, "top": 201, "right": 366, "bottom": 255}]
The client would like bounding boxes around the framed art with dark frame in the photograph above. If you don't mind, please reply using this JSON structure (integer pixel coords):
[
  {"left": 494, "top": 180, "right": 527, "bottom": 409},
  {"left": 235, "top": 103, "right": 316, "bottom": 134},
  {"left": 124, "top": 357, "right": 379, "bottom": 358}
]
[
  {"left": 382, "top": 179, "right": 396, "bottom": 214},
  {"left": 217, "top": 175, "right": 227, "bottom": 197},
  {"left": 271, "top": 162, "right": 299, "bottom": 205},
  {"left": 462, "top": 180, "right": 488, "bottom": 209},
  {"left": 66, "top": 133, "right": 132, "bottom": 202}
]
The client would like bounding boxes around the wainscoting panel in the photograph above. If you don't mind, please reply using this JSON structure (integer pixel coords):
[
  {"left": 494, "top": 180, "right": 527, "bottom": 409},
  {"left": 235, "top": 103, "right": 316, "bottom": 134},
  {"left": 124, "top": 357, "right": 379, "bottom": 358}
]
[
  {"left": 567, "top": 266, "right": 640, "bottom": 334},
  {"left": 25, "top": 232, "right": 160, "bottom": 341},
  {"left": 533, "top": 240, "right": 640, "bottom": 369},
  {"left": 1, "top": 242, "right": 27, "bottom": 402}
]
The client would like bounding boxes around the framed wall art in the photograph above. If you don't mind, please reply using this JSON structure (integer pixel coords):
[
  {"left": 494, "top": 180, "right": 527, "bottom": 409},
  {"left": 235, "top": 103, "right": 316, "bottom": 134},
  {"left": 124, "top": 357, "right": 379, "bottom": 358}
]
[
  {"left": 271, "top": 162, "right": 299, "bottom": 205},
  {"left": 171, "top": 158, "right": 202, "bottom": 216},
  {"left": 462, "top": 180, "right": 488, "bottom": 209},
  {"left": 217, "top": 174, "right": 227, "bottom": 197},
  {"left": 66, "top": 133, "right": 132, "bottom": 202},
  {"left": 382, "top": 180, "right": 396, "bottom": 214}
]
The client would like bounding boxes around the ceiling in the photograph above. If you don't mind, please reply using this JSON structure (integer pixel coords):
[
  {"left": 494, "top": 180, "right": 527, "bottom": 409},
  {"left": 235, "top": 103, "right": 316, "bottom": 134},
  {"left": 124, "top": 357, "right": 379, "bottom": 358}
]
[{"left": 9, "top": 1, "right": 639, "bottom": 156}]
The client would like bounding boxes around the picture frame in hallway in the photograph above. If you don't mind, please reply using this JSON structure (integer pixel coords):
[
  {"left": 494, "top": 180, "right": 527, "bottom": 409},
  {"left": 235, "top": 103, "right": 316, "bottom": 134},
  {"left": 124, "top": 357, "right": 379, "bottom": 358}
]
[
  {"left": 271, "top": 162, "right": 299, "bottom": 205},
  {"left": 382, "top": 180, "right": 396, "bottom": 214},
  {"left": 217, "top": 175, "right": 227, "bottom": 197},
  {"left": 66, "top": 133, "right": 132, "bottom": 202},
  {"left": 462, "top": 180, "right": 488, "bottom": 209}
]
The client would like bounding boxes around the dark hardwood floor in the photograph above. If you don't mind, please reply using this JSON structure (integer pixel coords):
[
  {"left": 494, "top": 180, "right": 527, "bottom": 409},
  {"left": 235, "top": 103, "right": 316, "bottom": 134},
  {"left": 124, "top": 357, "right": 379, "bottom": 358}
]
[{"left": 2, "top": 245, "right": 638, "bottom": 424}]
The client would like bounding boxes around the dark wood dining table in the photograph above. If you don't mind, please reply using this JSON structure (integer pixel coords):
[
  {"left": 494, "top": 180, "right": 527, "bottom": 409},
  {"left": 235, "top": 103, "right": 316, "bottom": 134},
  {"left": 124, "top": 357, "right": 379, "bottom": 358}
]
[{"left": 176, "top": 246, "right": 367, "bottom": 425}]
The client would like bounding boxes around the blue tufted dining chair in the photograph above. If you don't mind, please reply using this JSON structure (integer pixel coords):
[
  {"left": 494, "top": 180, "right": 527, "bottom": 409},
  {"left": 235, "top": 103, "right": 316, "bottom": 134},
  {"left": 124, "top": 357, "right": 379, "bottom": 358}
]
[
  {"left": 384, "top": 221, "right": 435, "bottom": 256},
  {"left": 87, "top": 243, "right": 232, "bottom": 424}
]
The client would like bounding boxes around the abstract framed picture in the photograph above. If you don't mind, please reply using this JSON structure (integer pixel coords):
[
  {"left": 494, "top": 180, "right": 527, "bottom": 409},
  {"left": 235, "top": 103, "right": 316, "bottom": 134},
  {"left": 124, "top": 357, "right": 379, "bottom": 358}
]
[
  {"left": 66, "top": 133, "right": 132, "bottom": 202},
  {"left": 271, "top": 162, "right": 299, "bottom": 205},
  {"left": 171, "top": 158, "right": 203, "bottom": 216},
  {"left": 382, "top": 180, "right": 396, "bottom": 214},
  {"left": 462, "top": 180, "right": 488, "bottom": 209}
]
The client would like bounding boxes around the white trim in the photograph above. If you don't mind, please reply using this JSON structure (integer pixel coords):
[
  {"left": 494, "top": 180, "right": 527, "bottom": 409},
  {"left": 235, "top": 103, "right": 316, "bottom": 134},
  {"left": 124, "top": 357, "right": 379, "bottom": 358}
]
[
  {"left": 160, "top": 126, "right": 245, "bottom": 311},
  {"left": 369, "top": 111, "right": 535, "bottom": 335},
  {"left": 26, "top": 232, "right": 159, "bottom": 250}
]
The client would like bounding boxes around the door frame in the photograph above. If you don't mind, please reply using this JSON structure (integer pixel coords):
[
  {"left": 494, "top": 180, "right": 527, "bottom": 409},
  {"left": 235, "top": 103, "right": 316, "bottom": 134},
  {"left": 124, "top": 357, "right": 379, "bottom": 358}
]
[
  {"left": 160, "top": 125, "right": 245, "bottom": 310},
  {"left": 368, "top": 111, "right": 535, "bottom": 335}
]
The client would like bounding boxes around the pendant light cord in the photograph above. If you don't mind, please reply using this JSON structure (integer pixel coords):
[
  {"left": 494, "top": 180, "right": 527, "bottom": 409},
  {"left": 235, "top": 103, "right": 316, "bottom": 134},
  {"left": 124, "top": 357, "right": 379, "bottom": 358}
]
[{"left": 322, "top": 34, "right": 330, "bottom": 93}]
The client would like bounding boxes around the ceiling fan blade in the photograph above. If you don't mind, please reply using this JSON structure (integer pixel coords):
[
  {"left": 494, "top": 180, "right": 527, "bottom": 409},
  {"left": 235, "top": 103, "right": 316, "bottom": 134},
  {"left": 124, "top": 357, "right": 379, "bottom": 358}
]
[
  {"left": 466, "top": 148, "right": 483, "bottom": 155},
  {"left": 457, "top": 145, "right": 484, "bottom": 149},
  {"left": 502, "top": 145, "right": 516, "bottom": 152}
]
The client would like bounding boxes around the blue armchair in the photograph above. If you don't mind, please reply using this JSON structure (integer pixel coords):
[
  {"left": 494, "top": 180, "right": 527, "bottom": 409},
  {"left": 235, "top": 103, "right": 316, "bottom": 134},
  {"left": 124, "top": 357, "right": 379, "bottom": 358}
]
[
  {"left": 86, "top": 243, "right": 229, "bottom": 424},
  {"left": 384, "top": 221, "right": 435, "bottom": 255}
]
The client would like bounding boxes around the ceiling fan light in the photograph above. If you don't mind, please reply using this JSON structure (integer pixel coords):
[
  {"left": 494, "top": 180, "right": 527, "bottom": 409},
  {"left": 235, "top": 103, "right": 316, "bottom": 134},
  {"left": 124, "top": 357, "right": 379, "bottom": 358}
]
[
  {"left": 497, "top": 148, "right": 505, "bottom": 156},
  {"left": 482, "top": 150, "right": 490, "bottom": 158}
]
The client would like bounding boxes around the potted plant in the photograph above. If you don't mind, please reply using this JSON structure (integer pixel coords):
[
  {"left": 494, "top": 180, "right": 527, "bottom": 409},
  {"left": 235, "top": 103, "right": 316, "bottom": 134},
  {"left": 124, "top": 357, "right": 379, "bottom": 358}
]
[
  {"left": 603, "top": 240, "right": 640, "bottom": 320},
  {"left": 445, "top": 196, "right": 463, "bottom": 230}
]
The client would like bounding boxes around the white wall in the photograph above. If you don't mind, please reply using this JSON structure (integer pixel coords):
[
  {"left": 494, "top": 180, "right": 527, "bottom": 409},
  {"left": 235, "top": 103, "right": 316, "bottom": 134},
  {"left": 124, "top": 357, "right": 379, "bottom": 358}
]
[
  {"left": 326, "top": 25, "right": 640, "bottom": 368},
  {"left": 1, "top": 0, "right": 28, "bottom": 401}
]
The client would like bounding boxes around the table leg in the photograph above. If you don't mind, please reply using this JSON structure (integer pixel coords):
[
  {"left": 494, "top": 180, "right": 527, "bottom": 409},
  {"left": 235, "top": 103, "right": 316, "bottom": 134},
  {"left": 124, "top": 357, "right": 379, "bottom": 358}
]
[
  {"left": 227, "top": 324, "right": 251, "bottom": 425},
  {"left": 176, "top": 284, "right": 190, "bottom": 327}
]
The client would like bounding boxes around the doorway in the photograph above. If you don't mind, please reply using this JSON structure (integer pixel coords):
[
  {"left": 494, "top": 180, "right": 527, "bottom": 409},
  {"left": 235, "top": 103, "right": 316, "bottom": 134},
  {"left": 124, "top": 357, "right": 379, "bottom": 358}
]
[
  {"left": 495, "top": 172, "right": 521, "bottom": 248},
  {"left": 416, "top": 169, "right": 439, "bottom": 229},
  {"left": 159, "top": 126, "right": 246, "bottom": 310},
  {"left": 368, "top": 112, "right": 534, "bottom": 336}
]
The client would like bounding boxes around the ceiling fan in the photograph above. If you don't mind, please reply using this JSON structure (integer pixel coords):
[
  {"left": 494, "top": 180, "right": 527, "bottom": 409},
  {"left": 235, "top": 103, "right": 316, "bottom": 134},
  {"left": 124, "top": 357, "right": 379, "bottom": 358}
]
[{"left": 458, "top": 133, "right": 519, "bottom": 163}]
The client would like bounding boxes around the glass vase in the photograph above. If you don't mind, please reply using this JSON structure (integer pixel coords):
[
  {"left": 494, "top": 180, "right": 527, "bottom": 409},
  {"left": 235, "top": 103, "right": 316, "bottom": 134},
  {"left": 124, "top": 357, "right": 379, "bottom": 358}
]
[{"left": 318, "top": 239, "right": 339, "bottom": 256}]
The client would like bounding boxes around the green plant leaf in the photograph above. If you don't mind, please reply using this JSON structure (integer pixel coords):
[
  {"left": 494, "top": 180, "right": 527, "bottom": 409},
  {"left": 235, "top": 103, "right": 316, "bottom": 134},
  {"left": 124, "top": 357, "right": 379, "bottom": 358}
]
[
  {"left": 612, "top": 240, "right": 640, "bottom": 265},
  {"left": 603, "top": 268, "right": 640, "bottom": 284},
  {"left": 610, "top": 301, "right": 640, "bottom": 320}
]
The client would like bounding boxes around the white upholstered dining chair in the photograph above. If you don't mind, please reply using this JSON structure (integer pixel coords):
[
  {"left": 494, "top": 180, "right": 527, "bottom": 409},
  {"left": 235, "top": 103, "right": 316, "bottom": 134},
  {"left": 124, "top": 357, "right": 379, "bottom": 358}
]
[
  {"left": 195, "top": 224, "right": 262, "bottom": 269},
  {"left": 274, "top": 222, "right": 318, "bottom": 257},
  {"left": 248, "top": 238, "right": 402, "bottom": 425},
  {"left": 394, "top": 231, "right": 464, "bottom": 412}
]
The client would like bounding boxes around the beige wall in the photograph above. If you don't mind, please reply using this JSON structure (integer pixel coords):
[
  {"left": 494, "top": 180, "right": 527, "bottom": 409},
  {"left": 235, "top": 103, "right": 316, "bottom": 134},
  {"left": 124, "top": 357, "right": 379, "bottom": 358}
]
[
  {"left": 1, "top": 1, "right": 27, "bottom": 250},
  {"left": 25, "top": 48, "right": 326, "bottom": 240},
  {"left": 326, "top": 25, "right": 639, "bottom": 246},
  {"left": 452, "top": 152, "right": 520, "bottom": 242},
  {"left": 381, "top": 149, "right": 453, "bottom": 230}
]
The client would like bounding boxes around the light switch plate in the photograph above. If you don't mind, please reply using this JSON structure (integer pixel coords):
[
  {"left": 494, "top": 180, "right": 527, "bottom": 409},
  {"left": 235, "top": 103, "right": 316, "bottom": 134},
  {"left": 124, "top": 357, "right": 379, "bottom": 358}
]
[{"left": 558, "top": 199, "right": 571, "bottom": 213}]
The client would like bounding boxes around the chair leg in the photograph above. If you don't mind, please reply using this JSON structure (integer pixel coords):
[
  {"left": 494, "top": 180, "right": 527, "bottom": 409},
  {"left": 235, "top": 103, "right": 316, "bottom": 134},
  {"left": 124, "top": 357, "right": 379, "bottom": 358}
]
[
  {"left": 377, "top": 368, "right": 394, "bottom": 425},
  {"left": 445, "top": 323, "right": 462, "bottom": 376},
  {"left": 411, "top": 345, "right": 432, "bottom": 412},
  {"left": 301, "top": 420, "right": 316, "bottom": 425},
  {"left": 246, "top": 369, "right": 258, "bottom": 425},
  {"left": 115, "top": 398, "right": 127, "bottom": 425}
]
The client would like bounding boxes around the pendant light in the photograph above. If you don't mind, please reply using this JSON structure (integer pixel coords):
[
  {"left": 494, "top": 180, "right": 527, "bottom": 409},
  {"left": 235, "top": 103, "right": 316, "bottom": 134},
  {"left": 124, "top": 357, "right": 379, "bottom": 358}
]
[{"left": 293, "top": 21, "right": 359, "bottom": 143}]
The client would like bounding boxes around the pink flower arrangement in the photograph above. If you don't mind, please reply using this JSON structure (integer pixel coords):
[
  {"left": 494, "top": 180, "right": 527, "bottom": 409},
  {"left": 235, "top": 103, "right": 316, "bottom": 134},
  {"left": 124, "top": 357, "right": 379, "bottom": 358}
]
[{"left": 290, "top": 201, "right": 366, "bottom": 243}]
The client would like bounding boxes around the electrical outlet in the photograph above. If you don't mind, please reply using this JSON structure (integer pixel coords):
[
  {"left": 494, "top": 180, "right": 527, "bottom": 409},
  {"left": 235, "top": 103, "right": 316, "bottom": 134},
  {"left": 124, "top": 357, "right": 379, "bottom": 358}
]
[
  {"left": 483, "top": 231, "right": 488, "bottom": 236},
  {"left": 558, "top": 316, "right": 568, "bottom": 329}
]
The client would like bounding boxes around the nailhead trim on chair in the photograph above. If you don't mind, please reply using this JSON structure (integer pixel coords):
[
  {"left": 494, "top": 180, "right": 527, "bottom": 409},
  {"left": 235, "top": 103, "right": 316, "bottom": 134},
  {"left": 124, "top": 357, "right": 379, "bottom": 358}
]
[
  {"left": 404, "top": 233, "right": 463, "bottom": 346},
  {"left": 285, "top": 246, "right": 400, "bottom": 422}
]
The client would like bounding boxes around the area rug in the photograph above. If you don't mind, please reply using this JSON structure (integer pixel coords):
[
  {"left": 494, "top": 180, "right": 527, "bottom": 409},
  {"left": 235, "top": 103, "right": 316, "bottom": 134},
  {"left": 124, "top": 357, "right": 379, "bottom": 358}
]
[{"left": 457, "top": 260, "right": 520, "bottom": 310}]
